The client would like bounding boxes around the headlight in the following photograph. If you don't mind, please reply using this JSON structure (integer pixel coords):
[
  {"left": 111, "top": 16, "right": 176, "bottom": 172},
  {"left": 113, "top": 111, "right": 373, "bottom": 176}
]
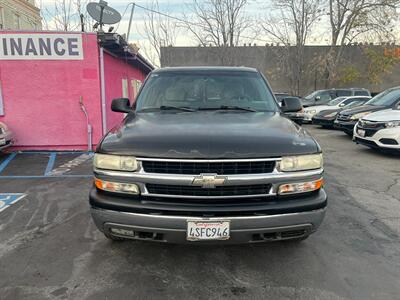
[
  {"left": 385, "top": 121, "right": 400, "bottom": 128},
  {"left": 93, "top": 154, "right": 138, "bottom": 171},
  {"left": 280, "top": 153, "right": 323, "bottom": 172},
  {"left": 350, "top": 111, "right": 371, "bottom": 120},
  {"left": 325, "top": 112, "right": 338, "bottom": 118},
  {"left": 306, "top": 110, "right": 316, "bottom": 114}
]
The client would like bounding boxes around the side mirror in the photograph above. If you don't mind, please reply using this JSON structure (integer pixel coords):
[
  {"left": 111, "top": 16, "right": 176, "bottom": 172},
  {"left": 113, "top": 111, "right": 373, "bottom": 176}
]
[
  {"left": 111, "top": 98, "right": 132, "bottom": 113},
  {"left": 315, "top": 96, "right": 321, "bottom": 101},
  {"left": 281, "top": 97, "right": 303, "bottom": 112}
]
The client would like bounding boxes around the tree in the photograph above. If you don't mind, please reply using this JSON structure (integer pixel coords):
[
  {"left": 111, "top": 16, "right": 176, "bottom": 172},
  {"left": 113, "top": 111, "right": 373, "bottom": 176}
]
[
  {"left": 184, "top": 0, "right": 251, "bottom": 47},
  {"left": 324, "top": 0, "right": 399, "bottom": 86},
  {"left": 40, "top": 0, "right": 94, "bottom": 32},
  {"left": 261, "top": 0, "right": 324, "bottom": 94},
  {"left": 140, "top": 1, "right": 179, "bottom": 67},
  {"left": 329, "top": 0, "right": 398, "bottom": 46}
]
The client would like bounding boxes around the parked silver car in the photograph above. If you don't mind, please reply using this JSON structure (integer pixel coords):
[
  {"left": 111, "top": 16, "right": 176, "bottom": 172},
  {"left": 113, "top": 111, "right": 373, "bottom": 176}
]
[{"left": 0, "top": 122, "right": 13, "bottom": 150}]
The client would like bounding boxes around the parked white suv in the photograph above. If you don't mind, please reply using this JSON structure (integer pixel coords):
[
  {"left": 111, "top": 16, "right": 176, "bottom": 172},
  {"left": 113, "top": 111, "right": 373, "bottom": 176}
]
[{"left": 353, "top": 109, "right": 400, "bottom": 151}]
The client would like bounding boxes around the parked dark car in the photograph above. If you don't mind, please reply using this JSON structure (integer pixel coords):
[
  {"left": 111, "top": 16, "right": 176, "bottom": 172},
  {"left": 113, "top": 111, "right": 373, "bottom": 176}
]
[
  {"left": 312, "top": 96, "right": 371, "bottom": 128},
  {"left": 90, "top": 67, "right": 326, "bottom": 244},
  {"left": 334, "top": 87, "right": 400, "bottom": 135},
  {"left": 302, "top": 88, "right": 370, "bottom": 107}
]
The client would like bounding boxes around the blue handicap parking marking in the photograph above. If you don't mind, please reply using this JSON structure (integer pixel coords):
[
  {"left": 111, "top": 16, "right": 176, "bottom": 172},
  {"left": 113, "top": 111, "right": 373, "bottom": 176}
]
[{"left": 0, "top": 193, "right": 26, "bottom": 212}]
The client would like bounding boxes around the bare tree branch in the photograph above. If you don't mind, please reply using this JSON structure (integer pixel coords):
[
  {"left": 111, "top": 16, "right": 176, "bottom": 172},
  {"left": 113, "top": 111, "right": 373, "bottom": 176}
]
[{"left": 182, "top": 0, "right": 252, "bottom": 47}]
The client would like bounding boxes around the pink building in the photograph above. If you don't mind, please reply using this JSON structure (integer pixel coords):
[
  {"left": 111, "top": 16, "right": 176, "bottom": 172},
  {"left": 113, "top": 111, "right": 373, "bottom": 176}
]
[{"left": 0, "top": 31, "right": 153, "bottom": 150}]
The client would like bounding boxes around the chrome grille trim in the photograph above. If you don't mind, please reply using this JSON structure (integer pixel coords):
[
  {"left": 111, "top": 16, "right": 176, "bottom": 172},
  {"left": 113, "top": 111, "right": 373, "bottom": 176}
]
[
  {"left": 137, "top": 157, "right": 281, "bottom": 163},
  {"left": 141, "top": 192, "right": 276, "bottom": 199},
  {"left": 94, "top": 157, "right": 323, "bottom": 199}
]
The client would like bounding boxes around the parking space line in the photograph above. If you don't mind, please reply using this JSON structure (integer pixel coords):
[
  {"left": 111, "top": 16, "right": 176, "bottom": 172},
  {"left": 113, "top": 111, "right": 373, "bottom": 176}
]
[
  {"left": 0, "top": 151, "right": 94, "bottom": 179},
  {"left": 44, "top": 152, "right": 57, "bottom": 175},
  {"left": 0, "top": 152, "right": 17, "bottom": 174}
]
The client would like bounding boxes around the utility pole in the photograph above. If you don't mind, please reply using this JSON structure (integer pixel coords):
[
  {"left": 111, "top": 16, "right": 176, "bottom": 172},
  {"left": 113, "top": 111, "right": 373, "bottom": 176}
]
[{"left": 127, "top": 3, "right": 136, "bottom": 42}]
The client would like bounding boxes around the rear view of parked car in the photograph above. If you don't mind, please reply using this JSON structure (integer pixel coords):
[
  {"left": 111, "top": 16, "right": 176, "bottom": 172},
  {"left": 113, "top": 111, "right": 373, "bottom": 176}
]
[
  {"left": 302, "top": 88, "right": 370, "bottom": 107},
  {"left": 335, "top": 87, "right": 400, "bottom": 135},
  {"left": 353, "top": 109, "right": 400, "bottom": 151},
  {"left": 0, "top": 122, "right": 13, "bottom": 151}
]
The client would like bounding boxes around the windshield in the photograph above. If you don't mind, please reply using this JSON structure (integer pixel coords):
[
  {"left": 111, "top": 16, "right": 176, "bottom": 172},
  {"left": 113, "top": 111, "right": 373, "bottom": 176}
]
[
  {"left": 136, "top": 72, "right": 278, "bottom": 112},
  {"left": 328, "top": 97, "right": 346, "bottom": 106},
  {"left": 366, "top": 89, "right": 400, "bottom": 106},
  {"left": 304, "top": 91, "right": 319, "bottom": 100}
]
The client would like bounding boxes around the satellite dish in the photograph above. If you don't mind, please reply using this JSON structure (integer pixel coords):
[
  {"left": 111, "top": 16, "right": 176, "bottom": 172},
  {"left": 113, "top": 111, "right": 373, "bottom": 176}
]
[{"left": 87, "top": 1, "right": 122, "bottom": 25}]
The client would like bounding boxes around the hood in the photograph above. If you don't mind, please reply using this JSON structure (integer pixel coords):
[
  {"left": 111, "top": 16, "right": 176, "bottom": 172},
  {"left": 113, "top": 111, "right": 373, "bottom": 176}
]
[
  {"left": 363, "top": 109, "right": 400, "bottom": 122},
  {"left": 340, "top": 104, "right": 385, "bottom": 116},
  {"left": 305, "top": 105, "right": 333, "bottom": 113},
  {"left": 98, "top": 111, "right": 320, "bottom": 159},
  {"left": 315, "top": 108, "right": 340, "bottom": 117}
]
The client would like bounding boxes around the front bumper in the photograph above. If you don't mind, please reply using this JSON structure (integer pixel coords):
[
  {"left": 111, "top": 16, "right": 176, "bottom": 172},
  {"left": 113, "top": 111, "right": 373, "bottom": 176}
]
[
  {"left": 0, "top": 131, "right": 13, "bottom": 150},
  {"left": 284, "top": 113, "right": 305, "bottom": 125},
  {"left": 353, "top": 127, "right": 400, "bottom": 150},
  {"left": 90, "top": 188, "right": 327, "bottom": 244},
  {"left": 296, "top": 112, "right": 313, "bottom": 123},
  {"left": 312, "top": 116, "right": 335, "bottom": 127},
  {"left": 334, "top": 120, "right": 357, "bottom": 133}
]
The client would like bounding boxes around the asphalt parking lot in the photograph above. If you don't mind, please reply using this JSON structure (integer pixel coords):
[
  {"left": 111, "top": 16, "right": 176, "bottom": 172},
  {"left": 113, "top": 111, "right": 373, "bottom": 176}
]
[{"left": 0, "top": 125, "right": 399, "bottom": 300}]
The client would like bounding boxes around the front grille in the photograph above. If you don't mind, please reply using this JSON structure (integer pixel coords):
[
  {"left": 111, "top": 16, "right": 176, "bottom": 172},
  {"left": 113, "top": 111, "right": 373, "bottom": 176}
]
[
  {"left": 146, "top": 183, "right": 272, "bottom": 197},
  {"left": 337, "top": 114, "right": 351, "bottom": 121},
  {"left": 357, "top": 121, "right": 385, "bottom": 137},
  {"left": 357, "top": 126, "right": 378, "bottom": 137},
  {"left": 142, "top": 160, "right": 276, "bottom": 175},
  {"left": 359, "top": 120, "right": 385, "bottom": 130}
]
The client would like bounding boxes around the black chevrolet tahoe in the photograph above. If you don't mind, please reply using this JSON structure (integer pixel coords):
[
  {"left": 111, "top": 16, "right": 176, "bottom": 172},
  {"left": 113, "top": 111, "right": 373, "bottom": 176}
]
[{"left": 90, "top": 67, "right": 327, "bottom": 244}]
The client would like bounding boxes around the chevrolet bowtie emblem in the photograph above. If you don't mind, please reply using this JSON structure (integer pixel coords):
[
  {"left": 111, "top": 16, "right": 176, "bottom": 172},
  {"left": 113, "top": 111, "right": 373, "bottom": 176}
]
[{"left": 192, "top": 174, "right": 227, "bottom": 189}]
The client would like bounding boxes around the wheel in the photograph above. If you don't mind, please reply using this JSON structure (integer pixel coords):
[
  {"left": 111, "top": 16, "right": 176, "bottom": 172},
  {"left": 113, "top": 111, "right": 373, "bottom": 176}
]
[{"left": 104, "top": 231, "right": 126, "bottom": 241}]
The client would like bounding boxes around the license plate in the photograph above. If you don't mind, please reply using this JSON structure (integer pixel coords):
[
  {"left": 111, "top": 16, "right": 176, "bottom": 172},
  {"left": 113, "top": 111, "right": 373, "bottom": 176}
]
[
  {"left": 0, "top": 138, "right": 5, "bottom": 146},
  {"left": 187, "top": 220, "right": 230, "bottom": 241},
  {"left": 358, "top": 129, "right": 365, "bottom": 137}
]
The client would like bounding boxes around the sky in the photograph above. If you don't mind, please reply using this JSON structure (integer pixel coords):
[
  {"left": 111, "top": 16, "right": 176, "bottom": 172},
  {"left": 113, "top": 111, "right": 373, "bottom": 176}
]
[
  {"left": 37, "top": 0, "right": 397, "bottom": 65},
  {"left": 38, "top": 0, "right": 276, "bottom": 43},
  {"left": 37, "top": 0, "right": 277, "bottom": 64}
]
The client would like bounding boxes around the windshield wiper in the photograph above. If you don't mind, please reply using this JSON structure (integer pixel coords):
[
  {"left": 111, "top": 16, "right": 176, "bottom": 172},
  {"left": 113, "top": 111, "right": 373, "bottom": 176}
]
[
  {"left": 138, "top": 106, "right": 196, "bottom": 112},
  {"left": 160, "top": 105, "right": 196, "bottom": 112},
  {"left": 199, "top": 105, "right": 257, "bottom": 112}
]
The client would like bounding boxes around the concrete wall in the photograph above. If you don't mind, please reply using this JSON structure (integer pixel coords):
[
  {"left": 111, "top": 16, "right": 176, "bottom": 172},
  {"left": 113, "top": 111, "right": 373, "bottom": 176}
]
[
  {"left": 161, "top": 45, "right": 400, "bottom": 95},
  {"left": 0, "top": 0, "right": 41, "bottom": 30}
]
